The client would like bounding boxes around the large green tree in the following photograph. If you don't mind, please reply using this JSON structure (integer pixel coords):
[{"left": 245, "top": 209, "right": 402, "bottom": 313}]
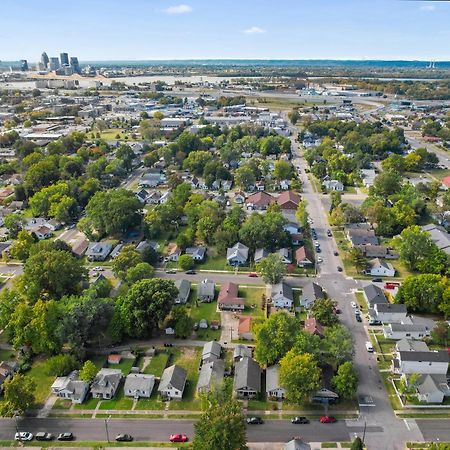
[
  {"left": 311, "top": 298, "right": 338, "bottom": 326},
  {"left": 256, "top": 253, "right": 286, "bottom": 284},
  {"left": 332, "top": 361, "right": 359, "bottom": 399},
  {"left": 324, "top": 325, "right": 354, "bottom": 366},
  {"left": 0, "top": 374, "right": 36, "bottom": 416},
  {"left": 112, "top": 245, "right": 142, "bottom": 279}
]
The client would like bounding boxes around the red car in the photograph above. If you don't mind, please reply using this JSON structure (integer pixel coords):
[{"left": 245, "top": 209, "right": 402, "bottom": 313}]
[
  {"left": 248, "top": 272, "right": 258, "bottom": 278},
  {"left": 320, "top": 416, "right": 336, "bottom": 424},
  {"left": 169, "top": 434, "right": 188, "bottom": 443}
]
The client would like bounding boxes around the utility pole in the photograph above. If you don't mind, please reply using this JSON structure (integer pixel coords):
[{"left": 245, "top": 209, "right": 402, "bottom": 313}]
[
  {"left": 362, "top": 420, "right": 367, "bottom": 444},
  {"left": 104, "top": 416, "right": 111, "bottom": 443}
]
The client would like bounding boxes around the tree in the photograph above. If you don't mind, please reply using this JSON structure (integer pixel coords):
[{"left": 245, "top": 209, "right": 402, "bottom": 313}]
[
  {"left": 253, "top": 312, "right": 298, "bottom": 366},
  {"left": 371, "top": 171, "right": 402, "bottom": 198},
  {"left": 126, "top": 262, "right": 154, "bottom": 284},
  {"left": 431, "top": 321, "right": 450, "bottom": 346},
  {"left": 46, "top": 354, "right": 79, "bottom": 376},
  {"left": 119, "top": 278, "right": 177, "bottom": 338},
  {"left": 324, "top": 325, "right": 354, "bottom": 366},
  {"left": 182, "top": 150, "right": 213, "bottom": 176},
  {"left": 22, "top": 249, "right": 87, "bottom": 301},
  {"left": 332, "top": 362, "right": 358, "bottom": 399},
  {"left": 8, "top": 230, "right": 36, "bottom": 261},
  {"left": 79, "top": 360, "right": 98, "bottom": 383},
  {"left": 178, "top": 254, "right": 195, "bottom": 271},
  {"left": 171, "top": 306, "right": 193, "bottom": 338},
  {"left": 311, "top": 298, "right": 338, "bottom": 326},
  {"left": 348, "top": 247, "right": 366, "bottom": 272},
  {"left": 279, "top": 351, "right": 321, "bottom": 403},
  {"left": 0, "top": 374, "right": 36, "bottom": 416},
  {"left": 350, "top": 437, "right": 364, "bottom": 450},
  {"left": 273, "top": 160, "right": 292, "bottom": 181},
  {"left": 3, "top": 213, "right": 25, "bottom": 239},
  {"left": 256, "top": 253, "right": 286, "bottom": 284},
  {"left": 295, "top": 200, "right": 309, "bottom": 229},
  {"left": 112, "top": 245, "right": 142, "bottom": 279},
  {"left": 234, "top": 164, "right": 256, "bottom": 190},
  {"left": 193, "top": 391, "right": 247, "bottom": 450},
  {"left": 329, "top": 191, "right": 342, "bottom": 212}
]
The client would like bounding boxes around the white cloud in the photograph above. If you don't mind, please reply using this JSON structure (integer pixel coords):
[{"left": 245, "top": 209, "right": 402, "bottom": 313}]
[
  {"left": 243, "top": 26, "right": 266, "bottom": 35},
  {"left": 420, "top": 4, "right": 436, "bottom": 11},
  {"left": 162, "top": 4, "right": 193, "bottom": 14}
]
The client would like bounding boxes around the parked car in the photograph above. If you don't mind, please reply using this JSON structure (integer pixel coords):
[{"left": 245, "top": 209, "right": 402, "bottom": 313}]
[
  {"left": 35, "top": 432, "right": 53, "bottom": 441},
  {"left": 291, "top": 416, "right": 309, "bottom": 424},
  {"left": 317, "top": 257, "right": 323, "bottom": 263},
  {"left": 185, "top": 270, "right": 196, "bottom": 275},
  {"left": 165, "top": 269, "right": 176, "bottom": 274},
  {"left": 316, "top": 247, "right": 321, "bottom": 253},
  {"left": 320, "top": 416, "right": 336, "bottom": 423},
  {"left": 369, "top": 319, "right": 382, "bottom": 326},
  {"left": 57, "top": 433, "right": 74, "bottom": 441},
  {"left": 351, "top": 301, "right": 357, "bottom": 309},
  {"left": 247, "top": 417, "right": 264, "bottom": 425},
  {"left": 337, "top": 266, "right": 343, "bottom": 272},
  {"left": 384, "top": 282, "right": 400, "bottom": 289},
  {"left": 333, "top": 251, "right": 339, "bottom": 256},
  {"left": 372, "top": 278, "right": 383, "bottom": 283},
  {"left": 248, "top": 272, "right": 258, "bottom": 277},
  {"left": 356, "top": 314, "right": 362, "bottom": 323},
  {"left": 115, "top": 434, "right": 133, "bottom": 442},
  {"left": 15, "top": 432, "right": 33, "bottom": 441},
  {"left": 169, "top": 434, "right": 188, "bottom": 443},
  {"left": 327, "top": 230, "right": 332, "bottom": 237},
  {"left": 92, "top": 266, "right": 104, "bottom": 272}
]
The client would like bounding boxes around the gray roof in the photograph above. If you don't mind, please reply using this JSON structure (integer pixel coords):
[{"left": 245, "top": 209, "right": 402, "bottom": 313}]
[
  {"left": 363, "top": 284, "right": 388, "bottom": 306},
  {"left": 301, "top": 282, "right": 325, "bottom": 301},
  {"left": 197, "top": 360, "right": 225, "bottom": 392},
  {"left": 348, "top": 228, "right": 379, "bottom": 246},
  {"left": 159, "top": 364, "right": 187, "bottom": 392},
  {"left": 271, "top": 281, "right": 294, "bottom": 301},
  {"left": 124, "top": 373, "right": 155, "bottom": 393},
  {"left": 185, "top": 246, "right": 206, "bottom": 259},
  {"left": 233, "top": 344, "right": 252, "bottom": 360},
  {"left": 86, "top": 242, "right": 112, "bottom": 258},
  {"left": 422, "top": 224, "right": 450, "bottom": 254},
  {"left": 202, "top": 341, "right": 222, "bottom": 361},
  {"left": 198, "top": 279, "right": 215, "bottom": 298},
  {"left": 266, "top": 365, "right": 282, "bottom": 393},
  {"left": 375, "top": 303, "right": 407, "bottom": 314},
  {"left": 175, "top": 279, "right": 191, "bottom": 304},
  {"left": 389, "top": 323, "right": 428, "bottom": 332},
  {"left": 396, "top": 339, "right": 429, "bottom": 353},
  {"left": 51, "top": 370, "right": 88, "bottom": 401},
  {"left": 399, "top": 351, "right": 449, "bottom": 363},
  {"left": 417, "top": 374, "right": 440, "bottom": 396},
  {"left": 369, "top": 258, "right": 394, "bottom": 271},
  {"left": 254, "top": 248, "right": 269, "bottom": 262},
  {"left": 234, "top": 357, "right": 261, "bottom": 392},
  {"left": 227, "top": 242, "right": 249, "bottom": 261},
  {"left": 90, "top": 368, "right": 122, "bottom": 394},
  {"left": 285, "top": 439, "right": 311, "bottom": 450}
]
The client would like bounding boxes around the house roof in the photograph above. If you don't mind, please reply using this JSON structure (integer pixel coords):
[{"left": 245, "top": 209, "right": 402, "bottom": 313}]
[
  {"left": 159, "top": 365, "right": 187, "bottom": 392},
  {"left": 421, "top": 224, "right": 450, "bottom": 254},
  {"left": 202, "top": 341, "right": 222, "bottom": 361},
  {"left": 175, "top": 279, "right": 191, "bottom": 303},
  {"left": 226, "top": 242, "right": 249, "bottom": 262},
  {"left": 396, "top": 339, "right": 430, "bottom": 353},
  {"left": 363, "top": 284, "right": 388, "bottom": 305},
  {"left": 266, "top": 365, "right": 282, "bottom": 393},
  {"left": 246, "top": 191, "right": 275, "bottom": 207},
  {"left": 277, "top": 191, "right": 301, "bottom": 208},
  {"left": 295, "top": 246, "right": 313, "bottom": 263},
  {"left": 254, "top": 248, "right": 269, "bottom": 262},
  {"left": 301, "top": 282, "right": 325, "bottom": 301},
  {"left": 185, "top": 246, "right": 206, "bottom": 259},
  {"left": 348, "top": 228, "right": 379, "bottom": 246},
  {"left": 233, "top": 344, "right": 252, "bottom": 360},
  {"left": 234, "top": 357, "right": 261, "bottom": 391},
  {"left": 124, "top": 373, "right": 155, "bottom": 392},
  {"left": 399, "top": 351, "right": 449, "bottom": 363},
  {"left": 91, "top": 368, "right": 122, "bottom": 393},
  {"left": 375, "top": 303, "right": 407, "bottom": 314},
  {"left": 197, "top": 360, "right": 225, "bottom": 391},
  {"left": 238, "top": 316, "right": 253, "bottom": 334},
  {"left": 218, "top": 282, "right": 239, "bottom": 303},
  {"left": 107, "top": 354, "right": 121, "bottom": 364},
  {"left": 271, "top": 281, "right": 294, "bottom": 301},
  {"left": 198, "top": 279, "right": 215, "bottom": 297},
  {"left": 304, "top": 318, "right": 324, "bottom": 336},
  {"left": 389, "top": 323, "right": 428, "bottom": 332},
  {"left": 369, "top": 258, "right": 394, "bottom": 271}
]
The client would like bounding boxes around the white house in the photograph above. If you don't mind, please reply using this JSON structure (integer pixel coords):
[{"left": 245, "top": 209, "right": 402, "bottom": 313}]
[
  {"left": 372, "top": 303, "right": 407, "bottom": 324},
  {"left": 158, "top": 365, "right": 187, "bottom": 400},
  {"left": 383, "top": 323, "right": 431, "bottom": 340},
  {"left": 226, "top": 242, "right": 249, "bottom": 266},
  {"left": 51, "top": 371, "right": 89, "bottom": 404},
  {"left": 396, "top": 351, "right": 449, "bottom": 375},
  {"left": 323, "top": 179, "right": 344, "bottom": 191},
  {"left": 124, "top": 373, "right": 155, "bottom": 399},
  {"left": 367, "top": 258, "right": 395, "bottom": 277},
  {"left": 266, "top": 365, "right": 285, "bottom": 400},
  {"left": 271, "top": 282, "right": 294, "bottom": 309}
]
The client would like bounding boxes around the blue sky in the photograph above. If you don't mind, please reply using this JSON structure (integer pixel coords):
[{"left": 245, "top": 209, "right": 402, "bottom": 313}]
[{"left": 1, "top": 0, "right": 450, "bottom": 61}]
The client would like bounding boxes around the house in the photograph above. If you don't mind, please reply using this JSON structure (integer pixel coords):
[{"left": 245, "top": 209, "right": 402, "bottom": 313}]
[
  {"left": 384, "top": 322, "right": 431, "bottom": 340},
  {"left": 271, "top": 281, "right": 294, "bottom": 309},
  {"left": 139, "top": 172, "right": 164, "bottom": 188},
  {"left": 71, "top": 238, "right": 89, "bottom": 258},
  {"left": 284, "top": 222, "right": 300, "bottom": 235},
  {"left": 234, "top": 191, "right": 246, "bottom": 204},
  {"left": 304, "top": 318, "right": 324, "bottom": 337},
  {"left": 86, "top": 242, "right": 113, "bottom": 261},
  {"left": 238, "top": 316, "right": 253, "bottom": 341},
  {"left": 277, "top": 191, "right": 301, "bottom": 210},
  {"left": 284, "top": 438, "right": 311, "bottom": 450},
  {"left": 175, "top": 279, "right": 191, "bottom": 304},
  {"left": 360, "top": 169, "right": 377, "bottom": 187},
  {"left": 166, "top": 243, "right": 181, "bottom": 262},
  {"left": 90, "top": 368, "right": 123, "bottom": 399},
  {"left": 254, "top": 248, "right": 269, "bottom": 264},
  {"left": 421, "top": 224, "right": 450, "bottom": 255},
  {"left": 136, "top": 189, "right": 150, "bottom": 204},
  {"left": 255, "top": 180, "right": 265, "bottom": 191},
  {"left": 372, "top": 303, "right": 407, "bottom": 323},
  {"left": 277, "top": 248, "right": 292, "bottom": 264},
  {"left": 136, "top": 240, "right": 152, "bottom": 254},
  {"left": 110, "top": 244, "right": 124, "bottom": 259},
  {"left": 107, "top": 354, "right": 122, "bottom": 365},
  {"left": 266, "top": 365, "right": 285, "bottom": 400},
  {"left": 323, "top": 179, "right": 344, "bottom": 191},
  {"left": 158, "top": 365, "right": 187, "bottom": 400},
  {"left": 198, "top": 279, "right": 215, "bottom": 302},
  {"left": 367, "top": 258, "right": 395, "bottom": 277},
  {"left": 0, "top": 361, "right": 18, "bottom": 394},
  {"left": 360, "top": 244, "right": 399, "bottom": 259},
  {"left": 300, "top": 282, "right": 325, "bottom": 309},
  {"left": 124, "top": 373, "right": 155, "bottom": 399},
  {"left": 363, "top": 284, "right": 388, "bottom": 307},
  {"left": 347, "top": 228, "right": 379, "bottom": 247},
  {"left": 197, "top": 359, "right": 225, "bottom": 394},
  {"left": 218, "top": 282, "right": 245, "bottom": 311},
  {"left": 185, "top": 246, "right": 206, "bottom": 262},
  {"left": 396, "top": 339, "right": 430, "bottom": 353},
  {"left": 226, "top": 242, "right": 249, "bottom": 266},
  {"left": 295, "top": 246, "right": 314, "bottom": 267},
  {"left": 415, "top": 374, "right": 450, "bottom": 404},
  {"left": 395, "top": 351, "right": 449, "bottom": 375},
  {"left": 202, "top": 341, "right": 222, "bottom": 363},
  {"left": 51, "top": 370, "right": 89, "bottom": 404},
  {"left": 234, "top": 357, "right": 261, "bottom": 399},
  {"left": 246, "top": 191, "right": 275, "bottom": 210},
  {"left": 31, "top": 225, "right": 53, "bottom": 240},
  {"left": 233, "top": 344, "right": 252, "bottom": 362}
]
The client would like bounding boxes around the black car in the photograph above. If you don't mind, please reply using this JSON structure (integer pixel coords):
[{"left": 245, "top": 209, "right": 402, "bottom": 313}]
[
  {"left": 327, "top": 230, "right": 332, "bottom": 237},
  {"left": 337, "top": 266, "right": 343, "bottom": 272},
  {"left": 372, "top": 278, "right": 382, "bottom": 283},
  {"left": 57, "top": 433, "right": 74, "bottom": 441},
  {"left": 355, "top": 314, "right": 362, "bottom": 323},
  {"left": 333, "top": 251, "right": 339, "bottom": 256},
  {"left": 185, "top": 270, "right": 196, "bottom": 275},
  {"left": 35, "top": 432, "right": 53, "bottom": 441},
  {"left": 246, "top": 417, "right": 264, "bottom": 425},
  {"left": 291, "top": 416, "right": 309, "bottom": 424},
  {"left": 116, "top": 434, "right": 133, "bottom": 442}
]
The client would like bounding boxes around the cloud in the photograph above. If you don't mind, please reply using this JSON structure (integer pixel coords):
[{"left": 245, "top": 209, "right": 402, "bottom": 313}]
[
  {"left": 420, "top": 4, "right": 436, "bottom": 11},
  {"left": 243, "top": 26, "right": 266, "bottom": 35},
  {"left": 162, "top": 4, "right": 193, "bottom": 14}
]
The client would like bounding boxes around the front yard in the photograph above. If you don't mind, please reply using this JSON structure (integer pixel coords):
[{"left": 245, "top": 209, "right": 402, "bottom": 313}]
[{"left": 239, "top": 287, "right": 266, "bottom": 319}]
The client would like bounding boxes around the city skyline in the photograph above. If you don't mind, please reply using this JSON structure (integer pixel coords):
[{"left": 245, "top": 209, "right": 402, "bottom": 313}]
[{"left": 1, "top": 0, "right": 450, "bottom": 61}]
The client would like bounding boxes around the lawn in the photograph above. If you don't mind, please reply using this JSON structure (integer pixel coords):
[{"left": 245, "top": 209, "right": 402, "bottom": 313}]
[
  {"left": 134, "top": 390, "right": 166, "bottom": 411},
  {"left": 198, "top": 254, "right": 231, "bottom": 271},
  {"left": 98, "top": 389, "right": 134, "bottom": 410},
  {"left": 354, "top": 292, "right": 368, "bottom": 313},
  {"left": 53, "top": 398, "right": 72, "bottom": 409},
  {"left": 26, "top": 357, "right": 55, "bottom": 407},
  {"left": 240, "top": 287, "right": 266, "bottom": 319},
  {"left": 73, "top": 395, "right": 99, "bottom": 410},
  {"left": 168, "top": 347, "right": 202, "bottom": 410},
  {"left": 108, "top": 357, "right": 136, "bottom": 376},
  {"left": 0, "top": 348, "right": 16, "bottom": 361},
  {"left": 144, "top": 351, "right": 170, "bottom": 377},
  {"left": 99, "top": 129, "right": 142, "bottom": 142},
  {"left": 187, "top": 291, "right": 221, "bottom": 340}
]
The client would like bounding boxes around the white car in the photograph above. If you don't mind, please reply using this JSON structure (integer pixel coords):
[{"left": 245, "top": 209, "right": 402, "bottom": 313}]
[
  {"left": 92, "top": 267, "right": 104, "bottom": 272},
  {"left": 351, "top": 301, "right": 358, "bottom": 309},
  {"left": 15, "top": 432, "right": 33, "bottom": 441},
  {"left": 317, "top": 257, "right": 323, "bottom": 263}
]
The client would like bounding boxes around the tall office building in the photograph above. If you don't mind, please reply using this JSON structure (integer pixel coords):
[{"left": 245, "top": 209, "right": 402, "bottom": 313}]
[
  {"left": 41, "top": 52, "right": 49, "bottom": 69},
  {"left": 20, "top": 60, "right": 28, "bottom": 71},
  {"left": 70, "top": 56, "right": 80, "bottom": 74},
  {"left": 60, "top": 52, "right": 69, "bottom": 67},
  {"left": 49, "top": 57, "right": 60, "bottom": 71}
]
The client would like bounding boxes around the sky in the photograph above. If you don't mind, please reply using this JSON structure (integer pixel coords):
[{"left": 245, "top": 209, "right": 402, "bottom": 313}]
[{"left": 1, "top": 0, "right": 450, "bottom": 61}]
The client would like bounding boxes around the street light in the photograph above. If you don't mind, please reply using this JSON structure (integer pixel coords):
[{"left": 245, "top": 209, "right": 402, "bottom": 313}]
[{"left": 104, "top": 415, "right": 111, "bottom": 443}]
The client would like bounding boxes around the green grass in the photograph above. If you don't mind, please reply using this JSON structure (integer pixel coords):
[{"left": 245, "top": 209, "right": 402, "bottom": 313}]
[
  {"left": 322, "top": 443, "right": 338, "bottom": 448},
  {"left": 98, "top": 388, "right": 134, "bottom": 410},
  {"left": 0, "top": 348, "right": 16, "bottom": 361},
  {"left": 198, "top": 254, "right": 230, "bottom": 271},
  {"left": 134, "top": 391, "right": 166, "bottom": 410},
  {"left": 99, "top": 129, "right": 142, "bottom": 142},
  {"left": 240, "top": 287, "right": 266, "bottom": 319},
  {"left": 168, "top": 347, "right": 202, "bottom": 410},
  {"left": 108, "top": 358, "right": 135, "bottom": 376},
  {"left": 187, "top": 290, "right": 221, "bottom": 340},
  {"left": 144, "top": 352, "right": 170, "bottom": 377},
  {"left": 26, "top": 357, "right": 55, "bottom": 407},
  {"left": 73, "top": 395, "right": 100, "bottom": 410},
  {"left": 247, "top": 399, "right": 279, "bottom": 411},
  {"left": 354, "top": 292, "right": 368, "bottom": 313},
  {"left": 53, "top": 398, "right": 72, "bottom": 409}
]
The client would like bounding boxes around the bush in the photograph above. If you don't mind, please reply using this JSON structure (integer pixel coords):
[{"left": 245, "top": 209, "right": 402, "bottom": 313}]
[{"left": 46, "top": 354, "right": 79, "bottom": 376}]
